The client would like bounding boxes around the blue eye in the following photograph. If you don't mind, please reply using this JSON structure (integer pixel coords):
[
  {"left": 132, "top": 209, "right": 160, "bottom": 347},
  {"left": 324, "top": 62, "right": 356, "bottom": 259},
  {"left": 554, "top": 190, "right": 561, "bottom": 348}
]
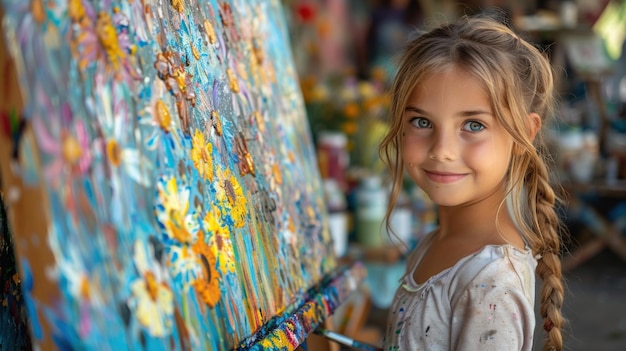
[
  {"left": 412, "top": 117, "right": 431, "bottom": 128},
  {"left": 463, "top": 121, "right": 484, "bottom": 132}
]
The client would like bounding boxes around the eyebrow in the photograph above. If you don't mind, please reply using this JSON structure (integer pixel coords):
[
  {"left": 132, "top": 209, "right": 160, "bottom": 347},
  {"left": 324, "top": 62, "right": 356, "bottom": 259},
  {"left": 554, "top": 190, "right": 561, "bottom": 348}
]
[{"left": 404, "top": 106, "right": 492, "bottom": 117}]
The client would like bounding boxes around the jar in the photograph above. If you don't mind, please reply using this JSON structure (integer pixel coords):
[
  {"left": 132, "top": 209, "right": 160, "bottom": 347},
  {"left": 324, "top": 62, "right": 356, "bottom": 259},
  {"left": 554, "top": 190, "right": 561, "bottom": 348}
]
[
  {"left": 355, "top": 176, "right": 387, "bottom": 247},
  {"left": 385, "top": 190, "right": 412, "bottom": 246},
  {"left": 316, "top": 131, "right": 348, "bottom": 189}
]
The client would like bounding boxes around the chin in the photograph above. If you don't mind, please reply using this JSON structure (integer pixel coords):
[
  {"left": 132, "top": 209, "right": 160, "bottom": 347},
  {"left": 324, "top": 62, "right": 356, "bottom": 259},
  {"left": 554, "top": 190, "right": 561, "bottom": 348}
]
[
  {"left": 423, "top": 192, "right": 458, "bottom": 207},
  {"left": 432, "top": 198, "right": 462, "bottom": 207}
]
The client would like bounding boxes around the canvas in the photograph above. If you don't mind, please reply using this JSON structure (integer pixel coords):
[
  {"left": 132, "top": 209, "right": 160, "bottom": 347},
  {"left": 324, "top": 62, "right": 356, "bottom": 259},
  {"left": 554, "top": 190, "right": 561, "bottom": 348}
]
[{"left": 0, "top": 0, "right": 362, "bottom": 350}]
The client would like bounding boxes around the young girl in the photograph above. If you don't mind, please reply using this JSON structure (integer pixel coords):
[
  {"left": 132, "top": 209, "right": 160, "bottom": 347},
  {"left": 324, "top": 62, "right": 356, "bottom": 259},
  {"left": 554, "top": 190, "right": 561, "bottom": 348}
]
[{"left": 379, "top": 16, "right": 565, "bottom": 350}]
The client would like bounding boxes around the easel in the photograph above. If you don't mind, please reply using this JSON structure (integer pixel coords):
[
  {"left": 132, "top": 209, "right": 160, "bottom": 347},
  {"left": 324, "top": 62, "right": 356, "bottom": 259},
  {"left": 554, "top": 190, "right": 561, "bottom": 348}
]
[{"left": 0, "top": 1, "right": 370, "bottom": 350}]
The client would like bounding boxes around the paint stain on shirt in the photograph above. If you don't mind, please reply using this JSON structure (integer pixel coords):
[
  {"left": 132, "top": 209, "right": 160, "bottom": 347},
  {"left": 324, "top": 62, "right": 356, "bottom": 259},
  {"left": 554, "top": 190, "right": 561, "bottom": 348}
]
[{"left": 480, "top": 329, "right": 498, "bottom": 343}]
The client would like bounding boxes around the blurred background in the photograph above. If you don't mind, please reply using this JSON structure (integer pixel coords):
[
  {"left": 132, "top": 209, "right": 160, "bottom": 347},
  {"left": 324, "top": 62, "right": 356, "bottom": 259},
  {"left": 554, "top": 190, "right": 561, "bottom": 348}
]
[{"left": 281, "top": 0, "right": 626, "bottom": 350}]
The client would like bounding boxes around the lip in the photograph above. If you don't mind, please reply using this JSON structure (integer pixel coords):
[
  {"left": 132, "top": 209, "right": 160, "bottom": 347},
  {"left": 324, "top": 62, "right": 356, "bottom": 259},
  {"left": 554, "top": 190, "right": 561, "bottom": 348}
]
[{"left": 424, "top": 170, "right": 467, "bottom": 184}]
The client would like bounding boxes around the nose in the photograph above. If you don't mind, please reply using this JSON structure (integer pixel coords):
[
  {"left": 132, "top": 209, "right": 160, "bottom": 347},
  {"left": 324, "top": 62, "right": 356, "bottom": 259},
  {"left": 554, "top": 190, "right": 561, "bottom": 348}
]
[{"left": 429, "top": 130, "right": 457, "bottom": 162}]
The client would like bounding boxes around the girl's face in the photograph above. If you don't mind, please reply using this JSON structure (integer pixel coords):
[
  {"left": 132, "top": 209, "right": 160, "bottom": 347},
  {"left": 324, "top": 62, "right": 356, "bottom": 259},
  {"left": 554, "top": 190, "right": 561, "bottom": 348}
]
[{"left": 402, "top": 65, "right": 514, "bottom": 207}]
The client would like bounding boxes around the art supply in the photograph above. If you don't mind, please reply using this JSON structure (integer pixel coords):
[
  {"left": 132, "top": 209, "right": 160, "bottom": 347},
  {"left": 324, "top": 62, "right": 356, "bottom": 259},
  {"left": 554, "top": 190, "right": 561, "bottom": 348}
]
[
  {"left": 355, "top": 175, "right": 387, "bottom": 247},
  {"left": 315, "top": 328, "right": 382, "bottom": 351},
  {"left": 317, "top": 131, "right": 349, "bottom": 189},
  {"left": 324, "top": 179, "right": 349, "bottom": 257}
]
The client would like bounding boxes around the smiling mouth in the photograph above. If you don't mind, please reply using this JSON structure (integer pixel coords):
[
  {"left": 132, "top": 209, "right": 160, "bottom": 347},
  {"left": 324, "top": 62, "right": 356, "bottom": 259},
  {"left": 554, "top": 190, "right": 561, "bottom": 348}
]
[{"left": 424, "top": 170, "right": 467, "bottom": 184}]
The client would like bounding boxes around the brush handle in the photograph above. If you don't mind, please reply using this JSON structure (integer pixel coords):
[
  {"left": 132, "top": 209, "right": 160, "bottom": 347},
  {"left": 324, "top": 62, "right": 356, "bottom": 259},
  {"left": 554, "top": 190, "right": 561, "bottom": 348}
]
[{"left": 314, "top": 328, "right": 382, "bottom": 351}]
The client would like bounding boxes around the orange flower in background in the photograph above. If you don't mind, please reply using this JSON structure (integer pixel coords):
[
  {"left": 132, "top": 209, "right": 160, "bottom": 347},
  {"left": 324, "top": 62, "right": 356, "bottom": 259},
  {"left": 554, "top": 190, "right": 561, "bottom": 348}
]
[
  {"left": 343, "top": 102, "right": 359, "bottom": 119},
  {"left": 370, "top": 66, "right": 387, "bottom": 83},
  {"left": 341, "top": 121, "right": 358, "bottom": 136},
  {"left": 316, "top": 19, "right": 331, "bottom": 39}
]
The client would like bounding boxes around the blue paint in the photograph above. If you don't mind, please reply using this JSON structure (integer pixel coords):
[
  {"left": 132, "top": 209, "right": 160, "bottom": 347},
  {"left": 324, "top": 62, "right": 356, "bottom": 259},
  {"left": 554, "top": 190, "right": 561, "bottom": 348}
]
[{"left": 0, "top": 0, "right": 341, "bottom": 349}]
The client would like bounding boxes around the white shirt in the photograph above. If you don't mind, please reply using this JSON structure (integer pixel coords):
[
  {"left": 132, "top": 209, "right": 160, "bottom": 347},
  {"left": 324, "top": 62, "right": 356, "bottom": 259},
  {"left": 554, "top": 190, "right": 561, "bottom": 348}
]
[{"left": 383, "top": 234, "right": 538, "bottom": 351}]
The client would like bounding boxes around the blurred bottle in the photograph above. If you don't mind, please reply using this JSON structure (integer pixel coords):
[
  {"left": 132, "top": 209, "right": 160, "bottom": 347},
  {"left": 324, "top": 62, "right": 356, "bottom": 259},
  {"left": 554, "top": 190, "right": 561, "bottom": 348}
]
[
  {"left": 323, "top": 179, "right": 348, "bottom": 257},
  {"left": 317, "top": 131, "right": 349, "bottom": 190},
  {"left": 385, "top": 189, "right": 412, "bottom": 247},
  {"left": 355, "top": 175, "right": 387, "bottom": 247},
  {"left": 559, "top": 1, "right": 578, "bottom": 28}
]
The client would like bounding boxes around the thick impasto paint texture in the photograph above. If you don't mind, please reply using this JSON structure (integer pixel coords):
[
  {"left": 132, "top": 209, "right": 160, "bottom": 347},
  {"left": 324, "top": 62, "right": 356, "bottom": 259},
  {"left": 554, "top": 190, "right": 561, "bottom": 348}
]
[{"left": 0, "top": 0, "right": 338, "bottom": 349}]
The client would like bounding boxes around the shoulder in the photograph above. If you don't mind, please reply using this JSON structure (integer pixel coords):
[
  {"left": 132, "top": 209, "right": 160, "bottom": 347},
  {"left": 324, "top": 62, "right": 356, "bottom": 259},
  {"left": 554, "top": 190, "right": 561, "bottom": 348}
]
[
  {"left": 447, "top": 246, "right": 538, "bottom": 350},
  {"left": 448, "top": 245, "right": 537, "bottom": 305}
]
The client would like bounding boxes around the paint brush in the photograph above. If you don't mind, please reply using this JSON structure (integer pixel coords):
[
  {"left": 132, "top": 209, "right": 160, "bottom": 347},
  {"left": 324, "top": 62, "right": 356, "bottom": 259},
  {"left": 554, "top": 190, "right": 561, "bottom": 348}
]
[{"left": 314, "top": 328, "right": 382, "bottom": 351}]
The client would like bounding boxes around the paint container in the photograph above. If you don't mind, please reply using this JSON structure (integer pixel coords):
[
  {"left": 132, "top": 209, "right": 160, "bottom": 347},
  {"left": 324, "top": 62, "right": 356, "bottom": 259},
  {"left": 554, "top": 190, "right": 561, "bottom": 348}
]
[
  {"left": 355, "top": 175, "right": 387, "bottom": 248},
  {"left": 324, "top": 179, "right": 348, "bottom": 257},
  {"left": 560, "top": 1, "right": 578, "bottom": 28},
  {"left": 607, "top": 129, "right": 626, "bottom": 180},
  {"left": 317, "top": 131, "right": 349, "bottom": 189},
  {"left": 557, "top": 128, "right": 598, "bottom": 182},
  {"left": 385, "top": 191, "right": 412, "bottom": 246}
]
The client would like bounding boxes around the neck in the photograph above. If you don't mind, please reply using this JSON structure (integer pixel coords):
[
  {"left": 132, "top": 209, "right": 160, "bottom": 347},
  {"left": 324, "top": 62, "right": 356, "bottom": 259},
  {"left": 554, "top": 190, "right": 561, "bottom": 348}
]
[{"left": 437, "top": 181, "right": 517, "bottom": 241}]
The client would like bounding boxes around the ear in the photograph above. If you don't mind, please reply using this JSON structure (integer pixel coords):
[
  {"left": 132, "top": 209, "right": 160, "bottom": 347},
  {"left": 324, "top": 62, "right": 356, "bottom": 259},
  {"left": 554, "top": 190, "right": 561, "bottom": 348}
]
[
  {"left": 513, "top": 113, "right": 542, "bottom": 155},
  {"left": 528, "top": 112, "right": 542, "bottom": 141}
]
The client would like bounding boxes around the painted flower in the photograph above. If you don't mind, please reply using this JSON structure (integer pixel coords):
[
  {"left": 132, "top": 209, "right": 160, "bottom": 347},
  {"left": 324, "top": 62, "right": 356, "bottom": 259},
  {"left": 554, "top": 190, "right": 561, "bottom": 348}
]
[
  {"left": 69, "top": 3, "right": 141, "bottom": 85},
  {"left": 155, "top": 176, "right": 207, "bottom": 293},
  {"left": 154, "top": 176, "right": 222, "bottom": 307},
  {"left": 129, "top": 240, "right": 174, "bottom": 337},
  {"left": 191, "top": 232, "right": 221, "bottom": 307},
  {"left": 171, "top": 0, "right": 184, "bottom": 12},
  {"left": 152, "top": 51, "right": 197, "bottom": 135},
  {"left": 30, "top": 85, "right": 93, "bottom": 184},
  {"left": 190, "top": 129, "right": 214, "bottom": 181},
  {"left": 259, "top": 189, "right": 277, "bottom": 226},
  {"left": 166, "top": 245, "right": 203, "bottom": 291},
  {"left": 234, "top": 132, "right": 255, "bottom": 177},
  {"left": 178, "top": 19, "right": 209, "bottom": 78},
  {"left": 156, "top": 176, "right": 200, "bottom": 246},
  {"left": 138, "top": 80, "right": 184, "bottom": 155},
  {"left": 214, "top": 167, "right": 248, "bottom": 228},
  {"left": 33, "top": 117, "right": 92, "bottom": 183},
  {"left": 203, "top": 206, "right": 236, "bottom": 274},
  {"left": 219, "top": 2, "right": 240, "bottom": 43},
  {"left": 87, "top": 74, "right": 154, "bottom": 228},
  {"left": 125, "top": 0, "right": 153, "bottom": 45},
  {"left": 92, "top": 74, "right": 153, "bottom": 186},
  {"left": 203, "top": 19, "right": 217, "bottom": 45}
]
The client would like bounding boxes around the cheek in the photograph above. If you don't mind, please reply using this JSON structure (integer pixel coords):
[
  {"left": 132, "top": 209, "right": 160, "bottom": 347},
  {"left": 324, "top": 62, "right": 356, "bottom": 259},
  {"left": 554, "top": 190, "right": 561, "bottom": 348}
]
[
  {"left": 401, "top": 136, "right": 428, "bottom": 164},
  {"left": 465, "top": 137, "right": 513, "bottom": 169}
]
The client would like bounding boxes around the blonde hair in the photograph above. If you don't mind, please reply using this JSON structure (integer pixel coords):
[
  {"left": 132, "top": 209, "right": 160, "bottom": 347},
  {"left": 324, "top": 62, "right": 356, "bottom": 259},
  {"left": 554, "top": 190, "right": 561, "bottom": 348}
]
[{"left": 380, "top": 15, "right": 565, "bottom": 350}]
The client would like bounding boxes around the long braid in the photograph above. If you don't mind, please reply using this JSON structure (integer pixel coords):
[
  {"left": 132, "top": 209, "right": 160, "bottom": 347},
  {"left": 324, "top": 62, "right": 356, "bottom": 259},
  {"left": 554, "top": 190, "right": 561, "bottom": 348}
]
[{"left": 527, "top": 148, "right": 565, "bottom": 350}]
